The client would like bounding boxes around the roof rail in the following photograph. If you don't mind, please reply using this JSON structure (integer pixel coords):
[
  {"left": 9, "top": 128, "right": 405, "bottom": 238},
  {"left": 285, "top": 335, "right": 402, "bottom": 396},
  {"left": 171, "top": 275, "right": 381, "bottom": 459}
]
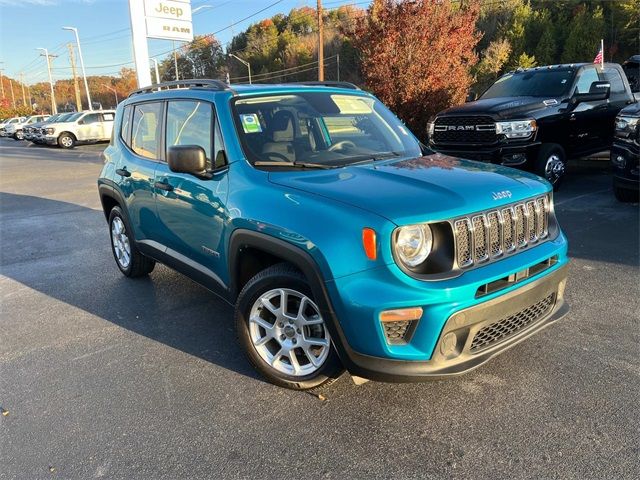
[
  {"left": 292, "top": 81, "right": 360, "bottom": 90},
  {"left": 128, "top": 79, "right": 231, "bottom": 97}
]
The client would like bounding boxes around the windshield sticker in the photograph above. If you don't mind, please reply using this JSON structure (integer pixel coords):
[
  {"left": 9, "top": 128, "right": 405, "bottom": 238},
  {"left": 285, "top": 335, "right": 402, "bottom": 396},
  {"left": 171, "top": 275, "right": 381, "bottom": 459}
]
[
  {"left": 331, "top": 95, "right": 373, "bottom": 114},
  {"left": 240, "top": 114, "right": 262, "bottom": 133}
]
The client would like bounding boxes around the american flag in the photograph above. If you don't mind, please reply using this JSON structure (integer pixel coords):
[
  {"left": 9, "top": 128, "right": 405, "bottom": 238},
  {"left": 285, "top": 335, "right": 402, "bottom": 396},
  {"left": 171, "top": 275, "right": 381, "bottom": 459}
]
[{"left": 593, "top": 45, "right": 603, "bottom": 65}]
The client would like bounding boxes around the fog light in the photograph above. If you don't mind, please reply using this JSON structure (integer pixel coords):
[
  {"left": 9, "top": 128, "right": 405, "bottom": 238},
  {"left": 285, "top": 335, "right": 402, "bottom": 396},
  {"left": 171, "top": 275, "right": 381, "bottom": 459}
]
[
  {"left": 502, "top": 153, "right": 527, "bottom": 165},
  {"left": 613, "top": 155, "right": 626, "bottom": 168},
  {"left": 440, "top": 332, "right": 458, "bottom": 357}
]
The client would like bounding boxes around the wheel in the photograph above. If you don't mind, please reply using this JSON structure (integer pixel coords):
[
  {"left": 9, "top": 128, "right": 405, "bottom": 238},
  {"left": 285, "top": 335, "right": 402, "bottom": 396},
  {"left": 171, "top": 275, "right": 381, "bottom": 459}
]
[
  {"left": 58, "top": 132, "right": 75, "bottom": 149},
  {"left": 14, "top": 130, "right": 24, "bottom": 140},
  {"left": 108, "top": 206, "right": 155, "bottom": 277},
  {"left": 613, "top": 183, "right": 639, "bottom": 203},
  {"left": 534, "top": 144, "right": 566, "bottom": 189},
  {"left": 235, "top": 263, "right": 344, "bottom": 390}
]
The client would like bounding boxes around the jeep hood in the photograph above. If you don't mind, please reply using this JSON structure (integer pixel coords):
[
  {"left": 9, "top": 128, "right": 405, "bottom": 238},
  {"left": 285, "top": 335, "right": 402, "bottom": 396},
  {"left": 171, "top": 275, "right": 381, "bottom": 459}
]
[
  {"left": 437, "top": 96, "right": 561, "bottom": 120},
  {"left": 268, "top": 154, "right": 550, "bottom": 225}
]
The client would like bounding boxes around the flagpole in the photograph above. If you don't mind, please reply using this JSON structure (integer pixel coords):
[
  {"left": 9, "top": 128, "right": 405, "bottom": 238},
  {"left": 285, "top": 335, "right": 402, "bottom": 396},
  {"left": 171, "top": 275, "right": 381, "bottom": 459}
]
[{"left": 601, "top": 39, "right": 604, "bottom": 68}]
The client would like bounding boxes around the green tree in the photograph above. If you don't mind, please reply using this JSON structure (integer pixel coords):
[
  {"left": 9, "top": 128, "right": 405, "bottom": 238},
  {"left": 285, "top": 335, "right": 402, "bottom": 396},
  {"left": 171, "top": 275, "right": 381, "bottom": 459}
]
[{"left": 561, "top": 5, "right": 605, "bottom": 62}]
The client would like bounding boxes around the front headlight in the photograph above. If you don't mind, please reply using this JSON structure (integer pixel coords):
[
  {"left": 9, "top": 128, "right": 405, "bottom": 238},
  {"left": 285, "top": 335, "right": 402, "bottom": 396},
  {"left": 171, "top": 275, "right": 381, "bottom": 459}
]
[
  {"left": 394, "top": 224, "right": 433, "bottom": 267},
  {"left": 615, "top": 116, "right": 639, "bottom": 142},
  {"left": 496, "top": 119, "right": 537, "bottom": 139},
  {"left": 45, "top": 128, "right": 55, "bottom": 135}
]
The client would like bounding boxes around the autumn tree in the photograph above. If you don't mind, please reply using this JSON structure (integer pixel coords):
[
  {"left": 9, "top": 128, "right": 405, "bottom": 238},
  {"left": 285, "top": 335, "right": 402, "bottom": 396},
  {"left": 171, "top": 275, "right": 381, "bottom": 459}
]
[{"left": 353, "top": 0, "right": 480, "bottom": 140}]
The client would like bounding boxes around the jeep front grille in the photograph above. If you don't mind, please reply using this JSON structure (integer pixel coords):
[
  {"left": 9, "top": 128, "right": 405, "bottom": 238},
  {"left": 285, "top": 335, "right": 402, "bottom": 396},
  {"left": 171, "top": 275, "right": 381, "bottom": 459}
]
[
  {"left": 433, "top": 116, "right": 497, "bottom": 144},
  {"left": 470, "top": 293, "right": 556, "bottom": 352},
  {"left": 453, "top": 195, "right": 550, "bottom": 270}
]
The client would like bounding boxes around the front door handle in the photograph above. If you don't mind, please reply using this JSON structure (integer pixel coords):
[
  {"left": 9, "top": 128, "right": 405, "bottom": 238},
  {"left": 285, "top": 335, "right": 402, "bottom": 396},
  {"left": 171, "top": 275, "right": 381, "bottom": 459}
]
[
  {"left": 154, "top": 181, "right": 174, "bottom": 192},
  {"left": 115, "top": 168, "right": 131, "bottom": 177}
]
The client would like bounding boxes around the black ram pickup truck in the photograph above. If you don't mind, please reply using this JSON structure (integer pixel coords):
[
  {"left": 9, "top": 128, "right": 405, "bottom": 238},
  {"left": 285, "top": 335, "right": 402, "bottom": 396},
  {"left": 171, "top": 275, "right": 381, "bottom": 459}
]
[{"left": 429, "top": 62, "right": 637, "bottom": 187}]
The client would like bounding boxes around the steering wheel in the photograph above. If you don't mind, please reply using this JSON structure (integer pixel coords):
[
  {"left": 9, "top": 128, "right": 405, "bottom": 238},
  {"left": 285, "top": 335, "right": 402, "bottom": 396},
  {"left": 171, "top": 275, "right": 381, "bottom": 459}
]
[
  {"left": 328, "top": 140, "right": 357, "bottom": 152},
  {"left": 264, "top": 152, "right": 291, "bottom": 162}
]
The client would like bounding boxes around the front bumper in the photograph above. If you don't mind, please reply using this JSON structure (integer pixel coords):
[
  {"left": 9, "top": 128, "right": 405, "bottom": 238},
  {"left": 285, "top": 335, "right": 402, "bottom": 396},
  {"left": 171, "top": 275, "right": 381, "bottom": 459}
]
[
  {"left": 611, "top": 141, "right": 639, "bottom": 190},
  {"left": 324, "top": 235, "right": 569, "bottom": 382},
  {"left": 429, "top": 141, "right": 540, "bottom": 166},
  {"left": 43, "top": 135, "right": 58, "bottom": 145}
]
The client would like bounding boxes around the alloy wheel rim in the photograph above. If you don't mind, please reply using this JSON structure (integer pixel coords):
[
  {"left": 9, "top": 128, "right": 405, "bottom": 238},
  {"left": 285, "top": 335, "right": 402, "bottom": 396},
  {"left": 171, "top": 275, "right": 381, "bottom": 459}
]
[
  {"left": 249, "top": 288, "right": 330, "bottom": 377},
  {"left": 544, "top": 154, "right": 565, "bottom": 185},
  {"left": 61, "top": 136, "right": 72, "bottom": 147},
  {"left": 111, "top": 217, "right": 131, "bottom": 269}
]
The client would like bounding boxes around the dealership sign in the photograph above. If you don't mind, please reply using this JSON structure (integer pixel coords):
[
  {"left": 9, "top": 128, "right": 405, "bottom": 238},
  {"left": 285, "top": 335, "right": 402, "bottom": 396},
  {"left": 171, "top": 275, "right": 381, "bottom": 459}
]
[{"left": 144, "top": 0, "right": 193, "bottom": 42}]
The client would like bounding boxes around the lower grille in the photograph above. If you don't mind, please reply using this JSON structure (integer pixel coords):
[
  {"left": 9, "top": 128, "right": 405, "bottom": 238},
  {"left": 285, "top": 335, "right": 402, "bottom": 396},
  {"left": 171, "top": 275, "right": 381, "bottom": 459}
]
[
  {"left": 470, "top": 293, "right": 555, "bottom": 353},
  {"left": 383, "top": 320, "right": 415, "bottom": 344}
]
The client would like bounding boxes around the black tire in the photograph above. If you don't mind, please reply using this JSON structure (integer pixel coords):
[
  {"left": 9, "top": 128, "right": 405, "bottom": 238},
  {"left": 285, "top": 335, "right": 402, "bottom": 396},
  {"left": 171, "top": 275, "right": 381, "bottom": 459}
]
[
  {"left": 14, "top": 130, "right": 23, "bottom": 140},
  {"left": 107, "top": 206, "right": 155, "bottom": 277},
  {"left": 534, "top": 143, "right": 566, "bottom": 190},
  {"left": 613, "top": 183, "right": 639, "bottom": 203},
  {"left": 57, "top": 132, "right": 75, "bottom": 149},
  {"left": 235, "top": 263, "right": 344, "bottom": 390}
]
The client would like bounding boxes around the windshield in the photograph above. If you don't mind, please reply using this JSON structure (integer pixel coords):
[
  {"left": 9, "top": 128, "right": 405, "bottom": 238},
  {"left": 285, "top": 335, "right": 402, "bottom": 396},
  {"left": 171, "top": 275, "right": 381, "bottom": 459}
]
[
  {"left": 56, "top": 113, "right": 75, "bottom": 122},
  {"left": 481, "top": 70, "right": 575, "bottom": 99},
  {"left": 233, "top": 92, "right": 421, "bottom": 167},
  {"left": 63, "top": 112, "right": 83, "bottom": 122}
]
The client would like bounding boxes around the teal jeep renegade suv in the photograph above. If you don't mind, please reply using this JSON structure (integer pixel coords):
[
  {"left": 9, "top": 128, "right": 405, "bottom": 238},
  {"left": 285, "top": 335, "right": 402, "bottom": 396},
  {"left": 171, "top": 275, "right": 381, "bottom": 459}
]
[{"left": 98, "top": 80, "right": 569, "bottom": 390}]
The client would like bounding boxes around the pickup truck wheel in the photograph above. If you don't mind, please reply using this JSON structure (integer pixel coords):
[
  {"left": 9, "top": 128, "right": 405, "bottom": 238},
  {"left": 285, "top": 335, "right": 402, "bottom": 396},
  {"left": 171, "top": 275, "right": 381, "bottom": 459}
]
[
  {"left": 108, "top": 206, "right": 155, "bottom": 277},
  {"left": 613, "top": 184, "right": 639, "bottom": 203},
  {"left": 535, "top": 144, "right": 566, "bottom": 189},
  {"left": 235, "top": 263, "right": 344, "bottom": 390},
  {"left": 14, "top": 130, "right": 24, "bottom": 140},
  {"left": 58, "top": 133, "right": 75, "bottom": 149}
]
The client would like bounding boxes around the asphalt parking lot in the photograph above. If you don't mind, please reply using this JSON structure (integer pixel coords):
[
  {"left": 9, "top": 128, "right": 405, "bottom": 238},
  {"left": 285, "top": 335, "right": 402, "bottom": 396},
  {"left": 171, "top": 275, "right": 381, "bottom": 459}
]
[{"left": 1, "top": 138, "right": 638, "bottom": 479}]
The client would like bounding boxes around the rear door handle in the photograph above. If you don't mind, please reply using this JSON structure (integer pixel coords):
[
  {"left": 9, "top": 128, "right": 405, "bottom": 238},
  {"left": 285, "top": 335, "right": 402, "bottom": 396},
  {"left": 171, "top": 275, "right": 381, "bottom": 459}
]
[
  {"left": 115, "top": 168, "right": 131, "bottom": 177},
  {"left": 154, "top": 181, "right": 174, "bottom": 192}
]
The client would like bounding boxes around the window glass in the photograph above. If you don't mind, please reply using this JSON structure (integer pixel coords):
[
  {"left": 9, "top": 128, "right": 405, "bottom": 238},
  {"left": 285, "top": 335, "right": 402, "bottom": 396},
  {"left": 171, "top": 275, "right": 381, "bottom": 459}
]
[
  {"left": 121, "top": 105, "right": 131, "bottom": 143},
  {"left": 214, "top": 120, "right": 226, "bottom": 168},
  {"left": 82, "top": 113, "right": 101, "bottom": 124},
  {"left": 603, "top": 67, "right": 626, "bottom": 98},
  {"left": 481, "top": 70, "right": 574, "bottom": 98},
  {"left": 103, "top": 112, "right": 115, "bottom": 121},
  {"left": 233, "top": 92, "right": 420, "bottom": 166},
  {"left": 131, "top": 102, "right": 162, "bottom": 159},
  {"left": 574, "top": 67, "right": 599, "bottom": 94},
  {"left": 166, "top": 101, "right": 212, "bottom": 166}
]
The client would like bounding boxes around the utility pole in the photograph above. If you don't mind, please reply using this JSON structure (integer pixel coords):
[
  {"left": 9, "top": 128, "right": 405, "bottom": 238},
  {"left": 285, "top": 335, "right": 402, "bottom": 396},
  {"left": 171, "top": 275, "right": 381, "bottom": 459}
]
[
  {"left": 150, "top": 58, "right": 160, "bottom": 84},
  {"left": 67, "top": 43, "right": 83, "bottom": 112},
  {"left": 37, "top": 48, "right": 57, "bottom": 114},
  {"left": 19, "top": 73, "right": 26, "bottom": 106},
  {"left": 9, "top": 79, "right": 15, "bottom": 108},
  {"left": 0, "top": 62, "right": 5, "bottom": 98},
  {"left": 173, "top": 41, "right": 179, "bottom": 81},
  {"left": 337, "top": 53, "right": 340, "bottom": 81},
  {"left": 317, "top": 0, "right": 324, "bottom": 81},
  {"left": 63, "top": 27, "right": 92, "bottom": 110}
]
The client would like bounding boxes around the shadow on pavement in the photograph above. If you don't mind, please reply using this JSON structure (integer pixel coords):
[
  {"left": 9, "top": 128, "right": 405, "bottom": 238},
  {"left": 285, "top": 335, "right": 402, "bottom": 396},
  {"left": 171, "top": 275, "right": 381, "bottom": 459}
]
[{"left": 0, "top": 191, "right": 264, "bottom": 384}]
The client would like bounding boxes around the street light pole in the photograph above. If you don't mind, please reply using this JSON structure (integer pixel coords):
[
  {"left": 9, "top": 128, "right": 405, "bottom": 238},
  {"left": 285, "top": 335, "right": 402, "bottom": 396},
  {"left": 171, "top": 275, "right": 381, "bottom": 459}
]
[
  {"left": 63, "top": 27, "right": 93, "bottom": 110},
  {"left": 36, "top": 48, "right": 57, "bottom": 114},
  {"left": 150, "top": 58, "right": 160, "bottom": 84},
  {"left": 173, "top": 41, "right": 179, "bottom": 81},
  {"left": 228, "top": 53, "right": 251, "bottom": 84},
  {"left": 102, "top": 84, "right": 118, "bottom": 107}
]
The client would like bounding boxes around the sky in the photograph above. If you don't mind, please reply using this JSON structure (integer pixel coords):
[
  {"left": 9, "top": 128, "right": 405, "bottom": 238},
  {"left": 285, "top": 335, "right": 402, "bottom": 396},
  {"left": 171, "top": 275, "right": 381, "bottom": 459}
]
[{"left": 0, "top": 0, "right": 368, "bottom": 85}]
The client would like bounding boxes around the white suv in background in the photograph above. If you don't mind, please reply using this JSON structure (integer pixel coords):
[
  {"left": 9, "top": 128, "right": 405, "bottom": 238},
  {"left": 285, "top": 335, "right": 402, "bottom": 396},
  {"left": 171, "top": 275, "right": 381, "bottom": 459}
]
[
  {"left": 0, "top": 117, "right": 27, "bottom": 137},
  {"left": 4, "top": 114, "right": 50, "bottom": 140},
  {"left": 42, "top": 110, "right": 116, "bottom": 148}
]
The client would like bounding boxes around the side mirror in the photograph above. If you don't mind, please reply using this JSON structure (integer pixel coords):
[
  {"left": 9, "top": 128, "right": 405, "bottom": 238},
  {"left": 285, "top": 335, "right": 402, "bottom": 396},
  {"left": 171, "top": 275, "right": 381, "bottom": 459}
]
[
  {"left": 167, "top": 145, "right": 207, "bottom": 176},
  {"left": 466, "top": 91, "right": 478, "bottom": 102},
  {"left": 572, "top": 81, "right": 610, "bottom": 104}
]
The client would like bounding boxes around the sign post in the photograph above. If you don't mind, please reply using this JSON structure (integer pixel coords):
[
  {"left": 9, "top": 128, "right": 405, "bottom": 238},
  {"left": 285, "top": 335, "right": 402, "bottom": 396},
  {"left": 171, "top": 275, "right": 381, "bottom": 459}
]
[{"left": 128, "top": 0, "right": 194, "bottom": 88}]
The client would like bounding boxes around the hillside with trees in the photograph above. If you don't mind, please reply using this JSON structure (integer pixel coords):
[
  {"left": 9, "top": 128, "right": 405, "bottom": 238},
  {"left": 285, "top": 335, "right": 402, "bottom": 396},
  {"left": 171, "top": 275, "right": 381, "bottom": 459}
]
[{"left": 2, "top": 0, "right": 638, "bottom": 137}]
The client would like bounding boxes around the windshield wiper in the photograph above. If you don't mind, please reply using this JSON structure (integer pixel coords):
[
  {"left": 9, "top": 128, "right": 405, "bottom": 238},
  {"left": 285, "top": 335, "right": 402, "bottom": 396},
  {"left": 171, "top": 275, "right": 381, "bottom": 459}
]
[
  {"left": 254, "top": 161, "right": 334, "bottom": 169},
  {"left": 337, "top": 151, "right": 402, "bottom": 166}
]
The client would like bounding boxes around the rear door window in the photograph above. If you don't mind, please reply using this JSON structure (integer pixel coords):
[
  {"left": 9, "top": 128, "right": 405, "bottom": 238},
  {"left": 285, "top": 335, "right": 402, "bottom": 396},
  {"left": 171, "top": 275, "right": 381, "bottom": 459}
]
[
  {"left": 131, "top": 102, "right": 163, "bottom": 160},
  {"left": 602, "top": 67, "right": 628, "bottom": 102}
]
